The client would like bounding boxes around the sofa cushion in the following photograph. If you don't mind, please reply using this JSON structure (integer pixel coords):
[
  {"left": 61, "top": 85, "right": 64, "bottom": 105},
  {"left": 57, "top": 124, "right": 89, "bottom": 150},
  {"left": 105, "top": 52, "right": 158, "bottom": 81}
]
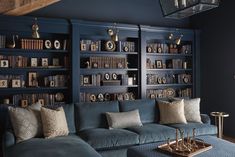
[
  {"left": 79, "top": 128, "right": 139, "bottom": 150},
  {"left": 126, "top": 123, "right": 176, "bottom": 144},
  {"left": 41, "top": 107, "right": 69, "bottom": 138},
  {"left": 75, "top": 101, "right": 119, "bottom": 131},
  {"left": 119, "top": 99, "right": 157, "bottom": 123},
  {"left": 106, "top": 109, "right": 143, "bottom": 129},
  {"left": 62, "top": 104, "right": 76, "bottom": 133},
  {"left": 5, "top": 134, "right": 102, "bottom": 157},
  {"left": 167, "top": 122, "right": 217, "bottom": 136}
]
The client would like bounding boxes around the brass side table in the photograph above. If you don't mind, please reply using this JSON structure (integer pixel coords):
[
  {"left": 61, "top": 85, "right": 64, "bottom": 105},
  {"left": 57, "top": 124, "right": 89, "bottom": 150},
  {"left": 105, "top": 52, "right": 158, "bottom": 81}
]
[{"left": 210, "top": 112, "right": 229, "bottom": 138}]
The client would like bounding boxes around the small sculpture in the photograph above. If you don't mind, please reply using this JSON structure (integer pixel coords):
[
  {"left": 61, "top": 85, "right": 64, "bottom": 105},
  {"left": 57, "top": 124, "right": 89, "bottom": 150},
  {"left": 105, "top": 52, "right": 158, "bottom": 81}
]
[
  {"left": 7, "top": 35, "right": 18, "bottom": 48},
  {"left": 32, "top": 18, "right": 40, "bottom": 39}
]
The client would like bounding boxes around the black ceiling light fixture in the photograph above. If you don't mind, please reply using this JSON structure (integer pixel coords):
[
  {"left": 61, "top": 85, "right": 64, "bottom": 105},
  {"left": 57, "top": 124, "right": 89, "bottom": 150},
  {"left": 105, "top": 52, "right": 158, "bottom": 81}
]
[{"left": 159, "top": 0, "right": 220, "bottom": 19}]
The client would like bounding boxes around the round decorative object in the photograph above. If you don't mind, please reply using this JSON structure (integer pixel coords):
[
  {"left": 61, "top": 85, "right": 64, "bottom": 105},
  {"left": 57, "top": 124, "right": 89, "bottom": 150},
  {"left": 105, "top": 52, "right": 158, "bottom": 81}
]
[
  {"left": 104, "top": 93, "right": 111, "bottom": 101},
  {"left": 105, "top": 40, "right": 116, "bottom": 51},
  {"left": 147, "top": 46, "right": 152, "bottom": 53},
  {"left": 45, "top": 40, "right": 52, "bottom": 49},
  {"left": 123, "top": 46, "right": 129, "bottom": 52},
  {"left": 90, "top": 94, "right": 96, "bottom": 102},
  {"left": 97, "top": 93, "right": 104, "bottom": 102},
  {"left": 104, "top": 73, "right": 110, "bottom": 80},
  {"left": 107, "top": 29, "right": 114, "bottom": 36},
  {"left": 162, "top": 77, "right": 167, "bottom": 84},
  {"left": 124, "top": 93, "right": 129, "bottom": 100},
  {"left": 158, "top": 47, "right": 162, "bottom": 53},
  {"left": 183, "top": 76, "right": 189, "bottom": 83},
  {"left": 55, "top": 93, "right": 64, "bottom": 102},
  {"left": 117, "top": 94, "right": 123, "bottom": 101},
  {"left": 112, "top": 73, "right": 118, "bottom": 80},
  {"left": 150, "top": 94, "right": 156, "bottom": 99},
  {"left": 54, "top": 40, "right": 61, "bottom": 49},
  {"left": 157, "top": 77, "right": 162, "bottom": 84},
  {"left": 130, "top": 92, "right": 135, "bottom": 100},
  {"left": 166, "top": 88, "right": 175, "bottom": 97}
]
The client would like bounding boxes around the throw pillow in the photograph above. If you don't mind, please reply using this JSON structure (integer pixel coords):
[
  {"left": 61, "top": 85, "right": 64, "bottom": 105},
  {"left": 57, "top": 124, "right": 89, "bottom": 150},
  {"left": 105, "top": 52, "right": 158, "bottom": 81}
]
[
  {"left": 106, "top": 109, "right": 143, "bottom": 129},
  {"left": 8, "top": 103, "right": 43, "bottom": 143},
  {"left": 158, "top": 99, "right": 187, "bottom": 124},
  {"left": 41, "top": 107, "right": 69, "bottom": 138},
  {"left": 184, "top": 98, "right": 202, "bottom": 123}
]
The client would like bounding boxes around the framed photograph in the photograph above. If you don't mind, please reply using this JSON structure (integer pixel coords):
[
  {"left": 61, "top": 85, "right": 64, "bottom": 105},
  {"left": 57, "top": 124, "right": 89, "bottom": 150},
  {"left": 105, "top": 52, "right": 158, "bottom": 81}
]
[
  {"left": 38, "top": 99, "right": 45, "bottom": 106},
  {"left": 49, "top": 80, "right": 55, "bottom": 87},
  {"left": 28, "top": 72, "right": 38, "bottom": 87},
  {"left": 156, "top": 60, "right": 163, "bottom": 69},
  {"left": 0, "top": 60, "right": 9, "bottom": 68},
  {"left": 45, "top": 40, "right": 52, "bottom": 49},
  {"left": 83, "top": 76, "right": 91, "bottom": 84},
  {"left": 12, "top": 79, "right": 21, "bottom": 88},
  {"left": 54, "top": 40, "right": 61, "bottom": 50},
  {"left": 52, "top": 58, "right": 60, "bottom": 66},
  {"left": 31, "top": 58, "right": 38, "bottom": 67},
  {"left": 21, "top": 99, "right": 28, "bottom": 108},
  {"left": 104, "top": 73, "right": 110, "bottom": 80},
  {"left": 0, "top": 80, "right": 8, "bottom": 88},
  {"left": 41, "top": 58, "right": 48, "bottom": 67}
]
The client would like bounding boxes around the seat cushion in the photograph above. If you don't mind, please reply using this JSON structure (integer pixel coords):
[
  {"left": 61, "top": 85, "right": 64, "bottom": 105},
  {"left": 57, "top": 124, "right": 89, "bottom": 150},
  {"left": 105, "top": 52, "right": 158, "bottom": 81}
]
[
  {"left": 167, "top": 122, "right": 217, "bottom": 136},
  {"left": 5, "top": 134, "right": 101, "bottom": 157},
  {"left": 126, "top": 123, "right": 176, "bottom": 144},
  {"left": 75, "top": 101, "right": 119, "bottom": 131},
  {"left": 79, "top": 128, "right": 139, "bottom": 150},
  {"left": 119, "top": 99, "right": 157, "bottom": 123}
]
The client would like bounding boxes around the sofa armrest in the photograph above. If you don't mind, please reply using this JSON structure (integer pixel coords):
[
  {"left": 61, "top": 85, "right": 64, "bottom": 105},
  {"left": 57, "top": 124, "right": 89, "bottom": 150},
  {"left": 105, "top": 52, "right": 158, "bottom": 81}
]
[
  {"left": 3, "top": 131, "right": 15, "bottom": 148},
  {"left": 201, "top": 114, "right": 211, "bottom": 124}
]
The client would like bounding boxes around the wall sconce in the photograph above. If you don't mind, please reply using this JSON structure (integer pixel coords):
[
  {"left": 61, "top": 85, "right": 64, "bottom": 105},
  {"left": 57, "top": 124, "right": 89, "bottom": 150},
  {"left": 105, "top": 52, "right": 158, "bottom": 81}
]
[
  {"left": 107, "top": 23, "right": 119, "bottom": 42},
  {"left": 32, "top": 18, "right": 40, "bottom": 39},
  {"left": 175, "top": 34, "right": 183, "bottom": 45},
  {"left": 168, "top": 33, "right": 183, "bottom": 45}
]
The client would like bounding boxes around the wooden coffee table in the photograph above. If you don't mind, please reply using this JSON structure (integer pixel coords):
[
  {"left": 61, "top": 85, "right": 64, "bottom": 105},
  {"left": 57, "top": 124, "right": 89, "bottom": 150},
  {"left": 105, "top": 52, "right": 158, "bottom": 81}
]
[{"left": 127, "top": 136, "right": 235, "bottom": 157}]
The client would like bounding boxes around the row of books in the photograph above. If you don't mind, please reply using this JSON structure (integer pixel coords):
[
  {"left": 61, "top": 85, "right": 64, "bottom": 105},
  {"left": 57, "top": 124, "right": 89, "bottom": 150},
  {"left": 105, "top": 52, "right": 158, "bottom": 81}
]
[
  {"left": 20, "top": 39, "right": 44, "bottom": 50},
  {"left": 80, "top": 74, "right": 136, "bottom": 86},
  {"left": 0, "top": 55, "right": 69, "bottom": 68},
  {"left": 9, "top": 93, "right": 65, "bottom": 107},
  {"left": 146, "top": 43, "right": 192, "bottom": 54},
  {"left": 147, "top": 88, "right": 192, "bottom": 98},
  {"left": 44, "top": 75, "right": 68, "bottom": 87},
  {"left": 146, "top": 73, "right": 192, "bottom": 85},
  {"left": 0, "top": 35, "right": 6, "bottom": 48},
  {"left": 80, "top": 92, "right": 135, "bottom": 102},
  {"left": 87, "top": 56, "right": 128, "bottom": 69},
  {"left": 80, "top": 40, "right": 136, "bottom": 52}
]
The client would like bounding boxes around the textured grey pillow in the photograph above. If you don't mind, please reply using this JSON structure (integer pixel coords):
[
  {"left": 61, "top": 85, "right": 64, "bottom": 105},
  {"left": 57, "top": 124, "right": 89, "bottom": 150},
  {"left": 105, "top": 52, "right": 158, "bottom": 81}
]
[
  {"left": 41, "top": 107, "right": 69, "bottom": 139},
  {"left": 8, "top": 103, "right": 43, "bottom": 143},
  {"left": 106, "top": 109, "right": 143, "bottom": 129},
  {"left": 184, "top": 98, "right": 202, "bottom": 123},
  {"left": 158, "top": 99, "right": 187, "bottom": 124}
]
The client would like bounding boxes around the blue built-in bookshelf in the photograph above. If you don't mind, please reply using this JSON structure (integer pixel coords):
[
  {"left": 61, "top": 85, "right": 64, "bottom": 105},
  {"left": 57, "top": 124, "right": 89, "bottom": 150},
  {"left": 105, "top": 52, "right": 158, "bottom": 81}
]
[{"left": 0, "top": 16, "right": 200, "bottom": 105}]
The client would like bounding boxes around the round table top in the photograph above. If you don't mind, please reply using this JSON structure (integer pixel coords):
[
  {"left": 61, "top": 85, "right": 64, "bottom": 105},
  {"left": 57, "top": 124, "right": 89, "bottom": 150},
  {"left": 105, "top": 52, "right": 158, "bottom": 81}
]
[{"left": 210, "top": 112, "right": 229, "bottom": 117}]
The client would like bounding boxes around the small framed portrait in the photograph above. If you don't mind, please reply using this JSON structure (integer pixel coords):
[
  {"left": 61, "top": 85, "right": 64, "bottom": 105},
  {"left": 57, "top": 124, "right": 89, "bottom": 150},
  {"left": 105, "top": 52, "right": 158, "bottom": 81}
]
[
  {"left": 105, "top": 40, "right": 116, "bottom": 52},
  {"left": 12, "top": 79, "right": 21, "bottom": 88},
  {"left": 90, "top": 42, "right": 98, "bottom": 51},
  {"left": 89, "top": 94, "right": 96, "bottom": 102},
  {"left": 0, "top": 60, "right": 9, "bottom": 68},
  {"left": 45, "top": 40, "right": 52, "bottom": 49},
  {"left": 49, "top": 81, "right": 55, "bottom": 87},
  {"left": 155, "top": 60, "right": 163, "bottom": 69},
  {"left": 41, "top": 58, "right": 48, "bottom": 67},
  {"left": 104, "top": 73, "right": 110, "bottom": 80},
  {"left": 38, "top": 99, "right": 45, "bottom": 106},
  {"left": 80, "top": 43, "right": 87, "bottom": 51},
  {"left": 112, "top": 73, "right": 118, "bottom": 80},
  {"left": 52, "top": 58, "right": 60, "bottom": 66},
  {"left": 54, "top": 40, "right": 61, "bottom": 50},
  {"left": 21, "top": 99, "right": 28, "bottom": 108},
  {"left": 83, "top": 76, "right": 91, "bottom": 84},
  {"left": 0, "top": 80, "right": 8, "bottom": 88},
  {"left": 28, "top": 72, "right": 38, "bottom": 87},
  {"left": 31, "top": 58, "right": 38, "bottom": 67}
]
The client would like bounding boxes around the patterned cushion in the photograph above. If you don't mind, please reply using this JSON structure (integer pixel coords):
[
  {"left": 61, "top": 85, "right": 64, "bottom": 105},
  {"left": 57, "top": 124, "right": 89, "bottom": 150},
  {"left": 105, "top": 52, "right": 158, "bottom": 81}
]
[
  {"left": 8, "top": 104, "right": 43, "bottom": 143},
  {"left": 158, "top": 99, "right": 187, "bottom": 124},
  {"left": 41, "top": 107, "right": 69, "bottom": 138},
  {"left": 184, "top": 98, "right": 202, "bottom": 123},
  {"left": 106, "top": 109, "right": 143, "bottom": 129}
]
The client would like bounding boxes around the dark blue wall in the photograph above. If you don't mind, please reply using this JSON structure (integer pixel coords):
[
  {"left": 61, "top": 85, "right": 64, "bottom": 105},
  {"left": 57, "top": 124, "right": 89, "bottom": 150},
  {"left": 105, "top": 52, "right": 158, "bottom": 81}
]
[
  {"left": 191, "top": 1, "right": 235, "bottom": 137},
  {"left": 28, "top": 0, "right": 189, "bottom": 27}
]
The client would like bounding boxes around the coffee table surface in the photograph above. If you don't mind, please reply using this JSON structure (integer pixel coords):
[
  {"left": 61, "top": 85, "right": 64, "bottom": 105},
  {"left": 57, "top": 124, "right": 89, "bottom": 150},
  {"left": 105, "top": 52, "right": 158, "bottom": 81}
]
[{"left": 127, "top": 136, "right": 235, "bottom": 157}]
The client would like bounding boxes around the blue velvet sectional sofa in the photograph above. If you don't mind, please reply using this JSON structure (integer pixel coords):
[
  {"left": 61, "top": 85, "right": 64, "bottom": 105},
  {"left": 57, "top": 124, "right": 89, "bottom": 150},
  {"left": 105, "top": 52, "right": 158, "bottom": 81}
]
[{"left": 1, "top": 99, "right": 217, "bottom": 157}]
